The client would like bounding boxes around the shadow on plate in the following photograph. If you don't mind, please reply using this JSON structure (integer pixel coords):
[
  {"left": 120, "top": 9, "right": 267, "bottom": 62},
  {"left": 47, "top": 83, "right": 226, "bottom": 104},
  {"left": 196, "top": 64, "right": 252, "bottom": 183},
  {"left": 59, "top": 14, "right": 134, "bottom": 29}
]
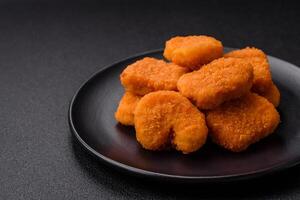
[{"left": 71, "top": 134, "right": 300, "bottom": 199}]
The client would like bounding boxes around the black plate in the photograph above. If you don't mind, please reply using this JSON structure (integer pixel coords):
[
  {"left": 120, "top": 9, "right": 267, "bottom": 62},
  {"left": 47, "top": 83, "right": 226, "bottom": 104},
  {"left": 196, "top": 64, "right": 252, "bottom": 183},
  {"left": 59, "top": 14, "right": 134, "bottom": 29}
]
[{"left": 69, "top": 48, "right": 300, "bottom": 183}]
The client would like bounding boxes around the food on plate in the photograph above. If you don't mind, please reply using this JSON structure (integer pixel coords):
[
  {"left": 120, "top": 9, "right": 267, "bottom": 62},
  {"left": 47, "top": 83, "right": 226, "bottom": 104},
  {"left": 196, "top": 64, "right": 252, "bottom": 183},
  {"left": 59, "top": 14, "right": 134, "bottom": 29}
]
[
  {"left": 115, "top": 92, "right": 141, "bottom": 126},
  {"left": 120, "top": 57, "right": 188, "bottom": 95},
  {"left": 224, "top": 47, "right": 273, "bottom": 93},
  {"left": 164, "top": 35, "right": 223, "bottom": 70},
  {"left": 258, "top": 83, "right": 280, "bottom": 107},
  {"left": 177, "top": 57, "right": 254, "bottom": 110},
  {"left": 115, "top": 35, "right": 281, "bottom": 154},
  {"left": 134, "top": 91, "right": 208, "bottom": 154},
  {"left": 206, "top": 93, "right": 280, "bottom": 152}
]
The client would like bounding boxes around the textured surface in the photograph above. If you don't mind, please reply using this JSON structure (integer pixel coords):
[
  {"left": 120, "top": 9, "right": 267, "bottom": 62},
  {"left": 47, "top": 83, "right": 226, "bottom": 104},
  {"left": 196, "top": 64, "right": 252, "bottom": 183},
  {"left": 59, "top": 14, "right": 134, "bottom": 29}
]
[
  {"left": 177, "top": 58, "right": 254, "bottom": 109},
  {"left": 206, "top": 93, "right": 280, "bottom": 152},
  {"left": 120, "top": 57, "right": 187, "bottom": 95},
  {"left": 224, "top": 47, "right": 273, "bottom": 93},
  {"left": 115, "top": 92, "right": 141, "bottom": 126},
  {"left": 163, "top": 35, "right": 223, "bottom": 70},
  {"left": 1, "top": 0, "right": 300, "bottom": 199},
  {"left": 134, "top": 91, "right": 207, "bottom": 154}
]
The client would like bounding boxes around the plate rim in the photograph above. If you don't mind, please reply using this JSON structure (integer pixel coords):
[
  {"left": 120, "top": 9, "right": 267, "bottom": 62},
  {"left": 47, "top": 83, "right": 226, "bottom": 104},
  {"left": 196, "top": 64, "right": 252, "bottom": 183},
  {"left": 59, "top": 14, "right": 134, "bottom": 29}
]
[{"left": 68, "top": 48, "right": 300, "bottom": 182}]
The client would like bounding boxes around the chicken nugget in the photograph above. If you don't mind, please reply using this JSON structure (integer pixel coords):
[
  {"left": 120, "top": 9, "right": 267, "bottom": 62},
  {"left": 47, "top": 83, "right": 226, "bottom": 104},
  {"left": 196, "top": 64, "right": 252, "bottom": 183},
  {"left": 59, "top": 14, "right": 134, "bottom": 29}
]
[
  {"left": 120, "top": 57, "right": 188, "bottom": 95},
  {"left": 206, "top": 93, "right": 280, "bottom": 152},
  {"left": 224, "top": 47, "right": 273, "bottom": 93},
  {"left": 134, "top": 91, "right": 208, "bottom": 154},
  {"left": 177, "top": 57, "right": 254, "bottom": 110},
  {"left": 164, "top": 35, "right": 223, "bottom": 70},
  {"left": 258, "top": 83, "right": 280, "bottom": 107},
  {"left": 115, "top": 92, "right": 141, "bottom": 126},
  {"left": 225, "top": 47, "right": 267, "bottom": 59}
]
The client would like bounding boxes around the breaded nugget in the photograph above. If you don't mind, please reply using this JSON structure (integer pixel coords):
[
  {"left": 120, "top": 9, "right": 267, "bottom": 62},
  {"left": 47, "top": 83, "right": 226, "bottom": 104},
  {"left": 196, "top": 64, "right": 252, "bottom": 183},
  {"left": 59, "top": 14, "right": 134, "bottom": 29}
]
[
  {"left": 120, "top": 57, "right": 188, "bottom": 95},
  {"left": 164, "top": 35, "right": 223, "bottom": 70},
  {"left": 206, "top": 93, "right": 280, "bottom": 152},
  {"left": 224, "top": 47, "right": 273, "bottom": 93},
  {"left": 115, "top": 92, "right": 141, "bottom": 126},
  {"left": 258, "top": 83, "right": 280, "bottom": 107},
  {"left": 134, "top": 91, "right": 208, "bottom": 154},
  {"left": 225, "top": 47, "right": 266, "bottom": 59},
  {"left": 177, "top": 58, "right": 254, "bottom": 110}
]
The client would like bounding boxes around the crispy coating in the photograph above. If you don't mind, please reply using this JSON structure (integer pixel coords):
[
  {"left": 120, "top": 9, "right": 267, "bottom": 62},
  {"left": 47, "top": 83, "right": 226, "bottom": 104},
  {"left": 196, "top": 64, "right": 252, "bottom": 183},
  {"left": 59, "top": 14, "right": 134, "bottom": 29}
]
[
  {"left": 224, "top": 47, "right": 273, "bottom": 93},
  {"left": 177, "top": 58, "right": 254, "bottom": 110},
  {"left": 115, "top": 92, "right": 141, "bottom": 126},
  {"left": 120, "top": 57, "right": 188, "bottom": 95},
  {"left": 206, "top": 93, "right": 280, "bottom": 152},
  {"left": 134, "top": 91, "right": 208, "bottom": 154},
  {"left": 164, "top": 35, "right": 223, "bottom": 70},
  {"left": 225, "top": 47, "right": 267, "bottom": 59},
  {"left": 258, "top": 83, "right": 280, "bottom": 107}
]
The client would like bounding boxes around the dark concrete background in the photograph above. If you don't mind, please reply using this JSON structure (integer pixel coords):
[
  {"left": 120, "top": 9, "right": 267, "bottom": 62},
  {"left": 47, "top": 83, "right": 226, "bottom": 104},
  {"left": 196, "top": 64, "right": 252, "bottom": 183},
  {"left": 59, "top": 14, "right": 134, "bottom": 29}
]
[{"left": 0, "top": 0, "right": 299, "bottom": 199}]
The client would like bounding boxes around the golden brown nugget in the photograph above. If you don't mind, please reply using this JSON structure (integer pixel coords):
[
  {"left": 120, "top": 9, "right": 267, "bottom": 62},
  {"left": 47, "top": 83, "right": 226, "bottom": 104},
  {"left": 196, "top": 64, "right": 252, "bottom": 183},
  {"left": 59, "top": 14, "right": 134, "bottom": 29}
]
[
  {"left": 224, "top": 47, "right": 272, "bottom": 93},
  {"left": 177, "top": 58, "right": 254, "bottom": 110},
  {"left": 120, "top": 57, "right": 188, "bottom": 95},
  {"left": 115, "top": 92, "right": 141, "bottom": 126},
  {"left": 164, "top": 35, "right": 223, "bottom": 70},
  {"left": 258, "top": 83, "right": 280, "bottom": 107},
  {"left": 225, "top": 47, "right": 267, "bottom": 59},
  {"left": 206, "top": 93, "right": 280, "bottom": 152},
  {"left": 134, "top": 91, "right": 208, "bottom": 154}
]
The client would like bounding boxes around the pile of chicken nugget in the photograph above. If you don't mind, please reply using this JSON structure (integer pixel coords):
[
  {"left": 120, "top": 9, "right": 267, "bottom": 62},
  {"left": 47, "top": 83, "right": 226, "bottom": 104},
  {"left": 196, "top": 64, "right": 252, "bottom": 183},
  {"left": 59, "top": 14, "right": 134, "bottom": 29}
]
[{"left": 115, "top": 35, "right": 280, "bottom": 154}]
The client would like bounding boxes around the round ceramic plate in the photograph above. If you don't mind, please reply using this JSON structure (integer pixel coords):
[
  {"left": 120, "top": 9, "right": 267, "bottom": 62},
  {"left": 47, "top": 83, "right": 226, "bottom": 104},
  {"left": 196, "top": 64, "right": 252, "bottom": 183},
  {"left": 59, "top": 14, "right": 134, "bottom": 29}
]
[{"left": 69, "top": 48, "right": 300, "bottom": 183}]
